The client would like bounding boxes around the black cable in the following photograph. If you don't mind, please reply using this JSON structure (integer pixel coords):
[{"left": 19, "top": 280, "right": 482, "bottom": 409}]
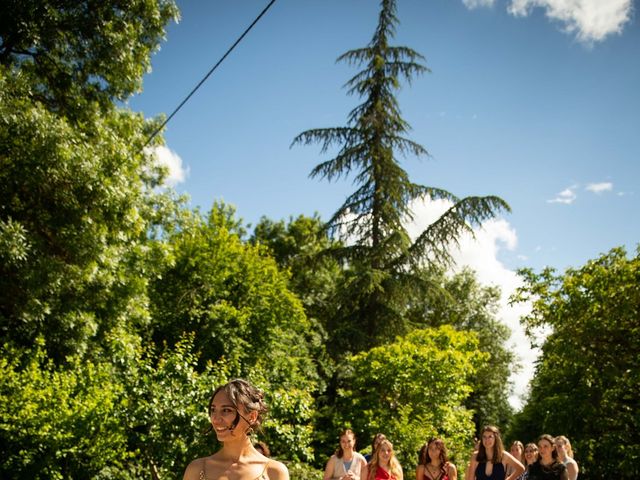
[{"left": 144, "top": 0, "right": 277, "bottom": 147}]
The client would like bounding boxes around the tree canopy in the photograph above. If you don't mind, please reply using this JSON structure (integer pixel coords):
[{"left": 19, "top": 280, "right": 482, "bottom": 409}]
[
  {"left": 292, "top": 0, "right": 510, "bottom": 351},
  {"left": 510, "top": 246, "right": 640, "bottom": 478}
]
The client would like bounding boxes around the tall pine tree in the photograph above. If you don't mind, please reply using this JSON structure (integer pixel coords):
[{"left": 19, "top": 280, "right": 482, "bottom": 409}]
[{"left": 292, "top": 0, "right": 510, "bottom": 353}]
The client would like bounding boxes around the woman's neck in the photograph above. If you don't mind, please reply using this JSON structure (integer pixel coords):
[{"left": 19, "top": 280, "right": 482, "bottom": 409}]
[
  {"left": 428, "top": 460, "right": 441, "bottom": 468},
  {"left": 540, "top": 455, "right": 554, "bottom": 466},
  {"left": 342, "top": 450, "right": 354, "bottom": 461},
  {"left": 219, "top": 436, "right": 254, "bottom": 462}
]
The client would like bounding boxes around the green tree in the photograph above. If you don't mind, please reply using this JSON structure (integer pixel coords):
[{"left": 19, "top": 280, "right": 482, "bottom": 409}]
[
  {"left": 0, "top": 342, "right": 131, "bottom": 479},
  {"left": 0, "top": 65, "right": 178, "bottom": 361},
  {"left": 0, "top": 336, "right": 223, "bottom": 479},
  {"left": 148, "top": 203, "right": 320, "bottom": 462},
  {"left": 291, "top": 0, "right": 509, "bottom": 351},
  {"left": 510, "top": 246, "right": 640, "bottom": 479},
  {"left": 409, "top": 268, "right": 515, "bottom": 432},
  {"left": 0, "top": 0, "right": 179, "bottom": 360},
  {"left": 251, "top": 214, "right": 343, "bottom": 383},
  {"left": 335, "top": 326, "right": 486, "bottom": 468},
  {"left": 0, "top": 0, "right": 178, "bottom": 117}
]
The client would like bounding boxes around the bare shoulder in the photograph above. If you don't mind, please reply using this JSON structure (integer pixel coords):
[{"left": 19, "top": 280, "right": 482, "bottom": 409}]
[
  {"left": 267, "top": 460, "right": 289, "bottom": 480},
  {"left": 182, "top": 457, "right": 206, "bottom": 480},
  {"left": 448, "top": 462, "right": 457, "bottom": 472}
]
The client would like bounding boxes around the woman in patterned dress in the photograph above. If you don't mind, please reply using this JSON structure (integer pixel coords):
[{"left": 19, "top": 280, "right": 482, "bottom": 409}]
[{"left": 416, "top": 437, "right": 457, "bottom": 480}]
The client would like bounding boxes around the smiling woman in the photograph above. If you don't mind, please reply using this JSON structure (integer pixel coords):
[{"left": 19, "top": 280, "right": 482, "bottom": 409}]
[{"left": 182, "top": 379, "right": 289, "bottom": 480}]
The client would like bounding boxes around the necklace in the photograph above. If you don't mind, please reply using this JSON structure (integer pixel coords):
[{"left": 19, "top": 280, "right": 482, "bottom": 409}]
[{"left": 426, "top": 464, "right": 441, "bottom": 479}]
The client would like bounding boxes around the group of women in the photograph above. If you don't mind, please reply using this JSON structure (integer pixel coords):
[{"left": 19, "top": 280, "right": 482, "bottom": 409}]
[
  {"left": 506, "top": 434, "right": 579, "bottom": 480},
  {"left": 180, "top": 379, "right": 578, "bottom": 480}
]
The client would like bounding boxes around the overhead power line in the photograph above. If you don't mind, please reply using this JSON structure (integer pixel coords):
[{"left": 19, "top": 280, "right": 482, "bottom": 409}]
[{"left": 144, "top": 0, "right": 277, "bottom": 147}]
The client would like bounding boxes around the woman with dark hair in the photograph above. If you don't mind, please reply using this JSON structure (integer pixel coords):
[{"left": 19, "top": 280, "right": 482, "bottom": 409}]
[
  {"left": 416, "top": 437, "right": 457, "bottom": 480},
  {"left": 466, "top": 426, "right": 524, "bottom": 480},
  {"left": 526, "top": 435, "right": 568, "bottom": 480},
  {"left": 254, "top": 441, "right": 270, "bottom": 457},
  {"left": 324, "top": 428, "right": 368, "bottom": 480},
  {"left": 365, "top": 433, "right": 387, "bottom": 463},
  {"left": 519, "top": 443, "right": 538, "bottom": 480},
  {"left": 182, "top": 378, "right": 289, "bottom": 480},
  {"left": 368, "top": 438, "right": 403, "bottom": 480}
]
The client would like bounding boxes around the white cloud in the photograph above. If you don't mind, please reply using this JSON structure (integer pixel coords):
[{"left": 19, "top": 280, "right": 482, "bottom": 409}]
[
  {"left": 507, "top": 0, "right": 633, "bottom": 43},
  {"left": 547, "top": 186, "right": 577, "bottom": 204},
  {"left": 407, "top": 198, "right": 537, "bottom": 410},
  {"left": 463, "top": 0, "right": 497, "bottom": 8},
  {"left": 586, "top": 181, "right": 613, "bottom": 194},
  {"left": 146, "top": 145, "right": 189, "bottom": 186}
]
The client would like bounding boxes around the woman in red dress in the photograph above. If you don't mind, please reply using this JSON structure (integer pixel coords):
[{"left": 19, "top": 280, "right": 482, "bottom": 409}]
[{"left": 368, "top": 439, "right": 403, "bottom": 480}]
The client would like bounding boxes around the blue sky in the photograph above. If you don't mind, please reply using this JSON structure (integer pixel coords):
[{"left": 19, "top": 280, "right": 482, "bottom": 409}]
[{"left": 129, "top": 0, "right": 639, "bottom": 406}]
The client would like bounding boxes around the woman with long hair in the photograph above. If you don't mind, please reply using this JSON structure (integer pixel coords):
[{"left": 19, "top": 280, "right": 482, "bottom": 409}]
[
  {"left": 324, "top": 428, "right": 368, "bottom": 480},
  {"left": 416, "top": 437, "right": 457, "bottom": 480},
  {"left": 182, "top": 378, "right": 289, "bottom": 480},
  {"left": 519, "top": 443, "right": 539, "bottom": 480},
  {"left": 508, "top": 441, "right": 525, "bottom": 480},
  {"left": 509, "top": 442, "right": 525, "bottom": 469},
  {"left": 526, "top": 434, "right": 568, "bottom": 480},
  {"left": 466, "top": 426, "right": 524, "bottom": 480},
  {"left": 365, "top": 433, "right": 388, "bottom": 463},
  {"left": 368, "top": 439, "right": 403, "bottom": 480},
  {"left": 553, "top": 436, "right": 578, "bottom": 480}
]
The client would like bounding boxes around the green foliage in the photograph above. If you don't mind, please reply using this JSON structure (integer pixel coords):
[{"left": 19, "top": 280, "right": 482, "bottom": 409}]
[
  {"left": 149, "top": 203, "right": 320, "bottom": 462},
  {"left": 0, "top": 343, "right": 131, "bottom": 479},
  {"left": 0, "top": 0, "right": 523, "bottom": 476},
  {"left": 0, "top": 0, "right": 179, "bottom": 116},
  {"left": 251, "top": 214, "right": 342, "bottom": 383},
  {"left": 285, "top": 461, "right": 324, "bottom": 480},
  {"left": 411, "top": 268, "right": 515, "bottom": 432},
  {"left": 510, "top": 246, "right": 640, "bottom": 479},
  {"left": 0, "top": 66, "right": 171, "bottom": 361},
  {"left": 336, "top": 326, "right": 486, "bottom": 468}
]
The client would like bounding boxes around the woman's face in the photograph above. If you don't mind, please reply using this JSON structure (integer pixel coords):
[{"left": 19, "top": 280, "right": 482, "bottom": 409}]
[
  {"left": 554, "top": 440, "right": 567, "bottom": 457},
  {"left": 378, "top": 444, "right": 393, "bottom": 464},
  {"left": 511, "top": 444, "right": 523, "bottom": 458},
  {"left": 524, "top": 446, "right": 538, "bottom": 464},
  {"left": 482, "top": 431, "right": 496, "bottom": 449},
  {"left": 428, "top": 442, "right": 442, "bottom": 462},
  {"left": 209, "top": 390, "right": 250, "bottom": 440},
  {"left": 537, "top": 439, "right": 554, "bottom": 460},
  {"left": 340, "top": 433, "right": 355, "bottom": 452}
]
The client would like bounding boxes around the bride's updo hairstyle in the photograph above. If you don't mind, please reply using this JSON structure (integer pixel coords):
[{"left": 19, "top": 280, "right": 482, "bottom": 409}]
[{"left": 208, "top": 378, "right": 268, "bottom": 433}]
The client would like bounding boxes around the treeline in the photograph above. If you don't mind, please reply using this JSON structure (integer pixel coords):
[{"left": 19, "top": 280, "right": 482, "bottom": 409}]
[{"left": 1, "top": 1, "right": 638, "bottom": 479}]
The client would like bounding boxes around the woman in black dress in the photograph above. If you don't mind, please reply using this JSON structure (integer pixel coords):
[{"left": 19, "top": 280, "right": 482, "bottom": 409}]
[{"left": 526, "top": 435, "right": 568, "bottom": 480}]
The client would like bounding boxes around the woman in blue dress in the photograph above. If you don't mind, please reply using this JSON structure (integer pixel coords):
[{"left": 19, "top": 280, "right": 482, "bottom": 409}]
[{"left": 466, "top": 426, "right": 524, "bottom": 480}]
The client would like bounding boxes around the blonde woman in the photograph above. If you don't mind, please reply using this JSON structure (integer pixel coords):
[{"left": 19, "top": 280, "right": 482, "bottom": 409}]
[
  {"left": 554, "top": 436, "right": 578, "bottom": 480},
  {"left": 324, "top": 429, "right": 368, "bottom": 480},
  {"left": 508, "top": 442, "right": 525, "bottom": 479},
  {"left": 182, "top": 379, "right": 289, "bottom": 480},
  {"left": 368, "top": 439, "right": 403, "bottom": 480}
]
